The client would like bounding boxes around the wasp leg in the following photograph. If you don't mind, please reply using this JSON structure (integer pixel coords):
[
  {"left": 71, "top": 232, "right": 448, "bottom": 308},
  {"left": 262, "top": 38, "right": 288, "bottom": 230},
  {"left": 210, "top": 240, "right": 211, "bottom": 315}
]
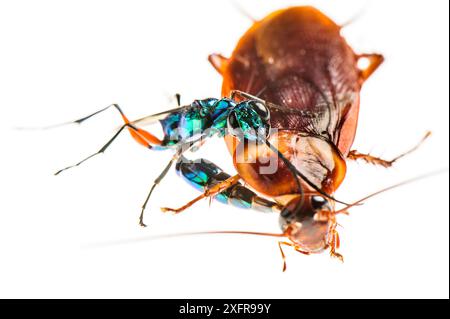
[
  {"left": 175, "top": 93, "right": 181, "bottom": 107},
  {"left": 229, "top": 89, "right": 265, "bottom": 102},
  {"left": 161, "top": 156, "right": 281, "bottom": 214},
  {"left": 55, "top": 122, "right": 161, "bottom": 175},
  {"left": 278, "top": 241, "right": 310, "bottom": 272},
  {"left": 55, "top": 104, "right": 163, "bottom": 175},
  {"left": 357, "top": 53, "right": 384, "bottom": 82},
  {"left": 348, "top": 131, "right": 431, "bottom": 168},
  {"left": 139, "top": 152, "right": 183, "bottom": 227},
  {"left": 65, "top": 103, "right": 161, "bottom": 147},
  {"left": 161, "top": 174, "right": 241, "bottom": 214}
]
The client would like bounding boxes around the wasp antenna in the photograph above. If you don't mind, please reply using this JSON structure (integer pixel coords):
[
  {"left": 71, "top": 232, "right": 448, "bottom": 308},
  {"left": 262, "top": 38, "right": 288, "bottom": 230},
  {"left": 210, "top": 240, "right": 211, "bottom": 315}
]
[
  {"left": 263, "top": 139, "right": 305, "bottom": 211},
  {"left": 264, "top": 140, "right": 352, "bottom": 206},
  {"left": 14, "top": 104, "right": 124, "bottom": 131},
  {"left": 14, "top": 122, "right": 75, "bottom": 131}
]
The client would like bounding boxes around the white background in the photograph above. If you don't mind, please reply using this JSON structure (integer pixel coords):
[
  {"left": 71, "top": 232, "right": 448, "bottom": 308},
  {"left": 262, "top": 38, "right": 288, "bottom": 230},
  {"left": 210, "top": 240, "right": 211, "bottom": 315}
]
[{"left": 0, "top": 0, "right": 448, "bottom": 298}]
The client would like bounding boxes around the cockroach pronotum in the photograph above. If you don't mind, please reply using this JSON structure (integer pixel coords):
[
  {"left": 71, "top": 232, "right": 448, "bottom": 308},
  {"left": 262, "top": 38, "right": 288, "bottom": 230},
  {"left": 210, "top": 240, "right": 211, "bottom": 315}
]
[{"left": 53, "top": 6, "right": 430, "bottom": 270}]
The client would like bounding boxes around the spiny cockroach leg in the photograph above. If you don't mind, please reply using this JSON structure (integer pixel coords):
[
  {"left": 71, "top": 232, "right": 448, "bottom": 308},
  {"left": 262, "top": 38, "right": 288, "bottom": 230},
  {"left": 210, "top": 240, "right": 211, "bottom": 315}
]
[
  {"left": 278, "top": 241, "right": 290, "bottom": 272},
  {"left": 329, "top": 230, "right": 344, "bottom": 262},
  {"left": 348, "top": 131, "right": 431, "bottom": 167},
  {"left": 278, "top": 241, "right": 311, "bottom": 272}
]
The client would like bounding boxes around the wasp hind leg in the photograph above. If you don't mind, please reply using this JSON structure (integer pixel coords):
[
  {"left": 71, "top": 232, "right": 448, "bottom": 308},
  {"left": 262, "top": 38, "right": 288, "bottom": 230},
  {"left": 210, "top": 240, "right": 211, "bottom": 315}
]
[
  {"left": 161, "top": 156, "right": 280, "bottom": 214},
  {"left": 348, "top": 131, "right": 431, "bottom": 168},
  {"left": 55, "top": 104, "right": 163, "bottom": 175}
]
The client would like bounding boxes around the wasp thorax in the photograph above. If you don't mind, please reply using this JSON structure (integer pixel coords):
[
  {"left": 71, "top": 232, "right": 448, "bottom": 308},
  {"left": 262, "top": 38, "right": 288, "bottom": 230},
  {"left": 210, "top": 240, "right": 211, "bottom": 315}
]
[
  {"left": 279, "top": 195, "right": 333, "bottom": 253},
  {"left": 227, "top": 100, "right": 271, "bottom": 141}
]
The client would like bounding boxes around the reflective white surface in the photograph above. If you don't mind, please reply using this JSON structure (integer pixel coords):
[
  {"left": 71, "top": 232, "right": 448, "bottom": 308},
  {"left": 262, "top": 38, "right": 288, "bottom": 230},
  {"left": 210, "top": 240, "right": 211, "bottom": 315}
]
[{"left": 0, "top": 0, "right": 448, "bottom": 298}]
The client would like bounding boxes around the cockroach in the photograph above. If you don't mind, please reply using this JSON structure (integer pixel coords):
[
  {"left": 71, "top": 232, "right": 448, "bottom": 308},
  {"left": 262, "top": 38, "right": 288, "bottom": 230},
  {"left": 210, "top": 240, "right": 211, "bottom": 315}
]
[
  {"left": 207, "top": 6, "right": 430, "bottom": 266},
  {"left": 54, "top": 6, "right": 429, "bottom": 270}
]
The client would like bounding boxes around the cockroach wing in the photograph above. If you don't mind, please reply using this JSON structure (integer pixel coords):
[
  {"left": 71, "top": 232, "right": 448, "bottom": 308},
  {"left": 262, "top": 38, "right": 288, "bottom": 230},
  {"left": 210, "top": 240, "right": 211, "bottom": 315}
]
[{"left": 221, "top": 7, "right": 361, "bottom": 155}]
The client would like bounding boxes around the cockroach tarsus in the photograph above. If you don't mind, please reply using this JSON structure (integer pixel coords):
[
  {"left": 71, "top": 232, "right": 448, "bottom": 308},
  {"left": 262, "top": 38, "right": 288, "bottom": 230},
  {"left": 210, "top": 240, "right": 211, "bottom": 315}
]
[{"left": 52, "top": 6, "right": 432, "bottom": 271}]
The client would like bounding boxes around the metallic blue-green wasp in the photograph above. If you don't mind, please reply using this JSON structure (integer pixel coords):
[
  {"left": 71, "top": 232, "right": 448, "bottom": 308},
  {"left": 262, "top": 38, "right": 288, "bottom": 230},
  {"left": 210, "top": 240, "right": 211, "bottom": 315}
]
[{"left": 55, "top": 90, "right": 340, "bottom": 227}]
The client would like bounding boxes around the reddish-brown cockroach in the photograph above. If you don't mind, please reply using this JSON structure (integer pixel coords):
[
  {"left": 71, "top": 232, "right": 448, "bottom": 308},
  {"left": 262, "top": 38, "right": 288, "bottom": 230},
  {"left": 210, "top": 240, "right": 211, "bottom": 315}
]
[{"left": 204, "top": 6, "right": 430, "bottom": 268}]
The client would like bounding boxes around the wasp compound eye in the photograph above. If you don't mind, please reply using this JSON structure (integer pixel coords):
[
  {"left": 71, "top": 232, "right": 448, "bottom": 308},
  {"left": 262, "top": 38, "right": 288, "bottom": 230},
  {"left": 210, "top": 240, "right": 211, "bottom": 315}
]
[
  {"left": 227, "top": 105, "right": 270, "bottom": 141},
  {"left": 249, "top": 100, "right": 270, "bottom": 121},
  {"left": 226, "top": 111, "right": 244, "bottom": 138}
]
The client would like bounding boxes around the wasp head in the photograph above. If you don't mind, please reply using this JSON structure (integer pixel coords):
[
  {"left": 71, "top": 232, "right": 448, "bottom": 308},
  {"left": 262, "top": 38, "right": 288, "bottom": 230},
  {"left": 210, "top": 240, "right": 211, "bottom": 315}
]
[{"left": 227, "top": 100, "right": 271, "bottom": 141}]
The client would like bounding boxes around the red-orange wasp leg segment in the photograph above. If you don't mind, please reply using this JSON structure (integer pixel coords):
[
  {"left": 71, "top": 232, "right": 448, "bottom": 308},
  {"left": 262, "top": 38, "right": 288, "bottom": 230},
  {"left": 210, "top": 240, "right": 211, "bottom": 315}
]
[
  {"left": 161, "top": 174, "right": 241, "bottom": 214},
  {"left": 278, "top": 241, "right": 310, "bottom": 272},
  {"left": 348, "top": 131, "right": 431, "bottom": 168},
  {"left": 357, "top": 53, "right": 384, "bottom": 82},
  {"left": 68, "top": 103, "right": 162, "bottom": 147},
  {"left": 55, "top": 104, "right": 163, "bottom": 175}
]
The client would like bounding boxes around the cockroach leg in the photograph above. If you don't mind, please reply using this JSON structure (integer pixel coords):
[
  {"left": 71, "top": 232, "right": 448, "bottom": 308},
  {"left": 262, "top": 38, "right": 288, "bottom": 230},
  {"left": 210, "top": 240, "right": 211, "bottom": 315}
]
[
  {"left": 208, "top": 53, "right": 229, "bottom": 75},
  {"left": 278, "top": 241, "right": 310, "bottom": 272},
  {"left": 329, "top": 230, "right": 344, "bottom": 262},
  {"left": 55, "top": 104, "right": 162, "bottom": 175},
  {"left": 357, "top": 53, "right": 384, "bottom": 82},
  {"left": 161, "top": 174, "right": 241, "bottom": 214},
  {"left": 348, "top": 131, "right": 431, "bottom": 168},
  {"left": 347, "top": 150, "right": 396, "bottom": 168},
  {"left": 139, "top": 152, "right": 182, "bottom": 227},
  {"left": 278, "top": 241, "right": 290, "bottom": 272}
]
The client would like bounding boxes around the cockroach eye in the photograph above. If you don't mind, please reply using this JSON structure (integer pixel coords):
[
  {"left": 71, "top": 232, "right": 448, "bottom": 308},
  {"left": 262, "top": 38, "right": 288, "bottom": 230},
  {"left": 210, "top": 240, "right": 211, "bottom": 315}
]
[{"left": 311, "top": 195, "right": 329, "bottom": 210}]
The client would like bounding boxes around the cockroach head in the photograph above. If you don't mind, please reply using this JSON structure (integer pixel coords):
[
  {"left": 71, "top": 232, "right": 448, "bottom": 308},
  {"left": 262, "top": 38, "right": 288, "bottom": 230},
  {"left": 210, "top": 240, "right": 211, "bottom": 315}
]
[
  {"left": 279, "top": 195, "right": 334, "bottom": 253},
  {"left": 227, "top": 100, "right": 271, "bottom": 141}
]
